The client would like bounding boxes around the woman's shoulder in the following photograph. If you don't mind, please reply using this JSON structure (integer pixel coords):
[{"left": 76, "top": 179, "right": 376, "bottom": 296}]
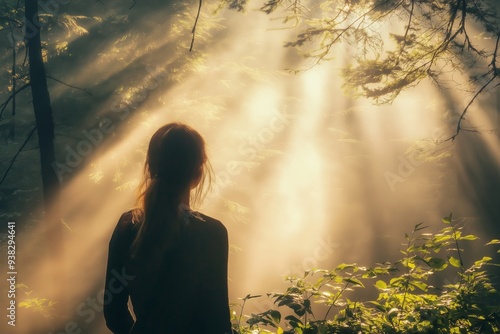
[
  {"left": 190, "top": 211, "right": 227, "bottom": 234},
  {"left": 113, "top": 209, "right": 140, "bottom": 235}
]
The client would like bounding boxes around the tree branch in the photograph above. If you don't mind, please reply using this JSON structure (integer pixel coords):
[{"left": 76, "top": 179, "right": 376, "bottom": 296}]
[
  {"left": 444, "top": 73, "right": 497, "bottom": 142},
  {"left": 190, "top": 0, "right": 203, "bottom": 52},
  {"left": 9, "top": 21, "right": 17, "bottom": 117},
  {"left": 397, "top": 0, "right": 415, "bottom": 63},
  {"left": 0, "top": 125, "right": 37, "bottom": 187},
  {"left": 0, "top": 83, "right": 30, "bottom": 119},
  {"left": 46, "top": 75, "right": 93, "bottom": 96},
  {"left": 306, "top": 5, "right": 381, "bottom": 69},
  {"left": 305, "top": 0, "right": 405, "bottom": 70},
  {"left": 443, "top": 29, "right": 500, "bottom": 141},
  {"left": 492, "top": 30, "right": 500, "bottom": 73},
  {"left": 0, "top": 16, "right": 23, "bottom": 28}
]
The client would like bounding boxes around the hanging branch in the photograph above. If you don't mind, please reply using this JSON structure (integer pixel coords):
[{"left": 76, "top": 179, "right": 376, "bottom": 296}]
[
  {"left": 46, "top": 75, "right": 93, "bottom": 96},
  {"left": 0, "top": 83, "right": 30, "bottom": 119},
  {"left": 189, "top": 0, "right": 203, "bottom": 52},
  {"left": 444, "top": 29, "right": 500, "bottom": 142},
  {"left": 492, "top": 30, "right": 500, "bottom": 74},
  {"left": 445, "top": 74, "right": 497, "bottom": 142},
  {"left": 396, "top": 0, "right": 415, "bottom": 64},
  {"left": 0, "top": 125, "right": 37, "bottom": 187}
]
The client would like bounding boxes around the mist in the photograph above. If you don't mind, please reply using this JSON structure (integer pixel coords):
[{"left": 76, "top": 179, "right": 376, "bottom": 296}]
[{"left": 0, "top": 0, "right": 499, "bottom": 333}]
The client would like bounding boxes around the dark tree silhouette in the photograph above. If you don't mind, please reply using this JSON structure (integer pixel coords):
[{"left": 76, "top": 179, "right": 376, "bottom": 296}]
[{"left": 25, "top": 0, "right": 62, "bottom": 262}]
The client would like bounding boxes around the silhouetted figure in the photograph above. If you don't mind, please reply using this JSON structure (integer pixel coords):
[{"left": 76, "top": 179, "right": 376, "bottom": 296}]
[{"left": 104, "top": 123, "right": 232, "bottom": 334}]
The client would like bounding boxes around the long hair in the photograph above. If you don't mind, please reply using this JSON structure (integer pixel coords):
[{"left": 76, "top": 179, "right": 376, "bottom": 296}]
[{"left": 131, "top": 123, "right": 212, "bottom": 259}]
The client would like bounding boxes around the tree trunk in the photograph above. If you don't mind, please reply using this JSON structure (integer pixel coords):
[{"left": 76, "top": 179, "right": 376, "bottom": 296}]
[
  {"left": 25, "top": 0, "right": 63, "bottom": 305},
  {"left": 25, "top": 0, "right": 60, "bottom": 222}
]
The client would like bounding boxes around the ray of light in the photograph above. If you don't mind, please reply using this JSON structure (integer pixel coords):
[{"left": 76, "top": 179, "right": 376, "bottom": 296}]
[{"left": 5, "top": 3, "right": 500, "bottom": 333}]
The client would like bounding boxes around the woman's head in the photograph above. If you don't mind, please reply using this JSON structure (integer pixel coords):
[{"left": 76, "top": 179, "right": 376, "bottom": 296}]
[
  {"left": 145, "top": 123, "right": 209, "bottom": 201},
  {"left": 132, "top": 123, "right": 212, "bottom": 257}
]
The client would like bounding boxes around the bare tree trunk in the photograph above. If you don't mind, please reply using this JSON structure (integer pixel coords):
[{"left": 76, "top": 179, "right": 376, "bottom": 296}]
[
  {"left": 25, "top": 0, "right": 60, "bottom": 223},
  {"left": 25, "top": 0, "right": 63, "bottom": 306}
]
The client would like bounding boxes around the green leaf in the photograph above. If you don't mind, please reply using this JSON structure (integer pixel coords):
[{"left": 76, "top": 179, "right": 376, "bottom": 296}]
[
  {"left": 289, "top": 302, "right": 306, "bottom": 316},
  {"left": 389, "top": 277, "right": 404, "bottom": 286},
  {"left": 284, "top": 314, "right": 303, "bottom": 325},
  {"left": 414, "top": 222, "right": 427, "bottom": 231},
  {"left": 402, "top": 258, "right": 416, "bottom": 269},
  {"left": 434, "top": 234, "right": 452, "bottom": 243},
  {"left": 344, "top": 277, "right": 365, "bottom": 287},
  {"left": 387, "top": 307, "right": 399, "bottom": 318},
  {"left": 474, "top": 256, "right": 492, "bottom": 267},
  {"left": 336, "top": 263, "right": 357, "bottom": 271},
  {"left": 427, "top": 257, "right": 448, "bottom": 271},
  {"left": 270, "top": 309, "right": 281, "bottom": 324},
  {"left": 442, "top": 213, "right": 452, "bottom": 224},
  {"left": 410, "top": 281, "right": 428, "bottom": 291},
  {"left": 460, "top": 234, "right": 478, "bottom": 241},
  {"left": 449, "top": 256, "right": 462, "bottom": 268},
  {"left": 486, "top": 239, "right": 500, "bottom": 245},
  {"left": 375, "top": 280, "right": 387, "bottom": 290},
  {"left": 369, "top": 301, "right": 387, "bottom": 312}
]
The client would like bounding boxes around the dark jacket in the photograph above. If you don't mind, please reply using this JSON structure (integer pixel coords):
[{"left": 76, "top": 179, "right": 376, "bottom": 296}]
[{"left": 104, "top": 210, "right": 232, "bottom": 334}]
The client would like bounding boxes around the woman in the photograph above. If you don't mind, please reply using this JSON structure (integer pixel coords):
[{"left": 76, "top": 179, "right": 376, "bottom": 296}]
[{"left": 104, "top": 123, "right": 232, "bottom": 334}]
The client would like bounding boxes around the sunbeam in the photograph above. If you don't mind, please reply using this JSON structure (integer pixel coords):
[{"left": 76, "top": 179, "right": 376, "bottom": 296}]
[{"left": 0, "top": 1, "right": 499, "bottom": 333}]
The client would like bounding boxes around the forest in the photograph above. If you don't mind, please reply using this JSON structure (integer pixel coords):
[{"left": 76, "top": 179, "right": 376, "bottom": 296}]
[{"left": 0, "top": 0, "right": 499, "bottom": 333}]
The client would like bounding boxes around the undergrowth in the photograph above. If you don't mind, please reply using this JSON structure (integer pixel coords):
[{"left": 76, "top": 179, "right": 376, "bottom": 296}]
[{"left": 233, "top": 214, "right": 500, "bottom": 334}]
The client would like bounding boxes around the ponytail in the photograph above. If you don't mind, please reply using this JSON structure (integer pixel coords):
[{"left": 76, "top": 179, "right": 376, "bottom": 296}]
[{"left": 130, "top": 123, "right": 211, "bottom": 260}]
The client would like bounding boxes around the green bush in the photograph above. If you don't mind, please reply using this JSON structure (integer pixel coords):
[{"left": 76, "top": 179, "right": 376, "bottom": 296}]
[{"left": 233, "top": 214, "right": 500, "bottom": 334}]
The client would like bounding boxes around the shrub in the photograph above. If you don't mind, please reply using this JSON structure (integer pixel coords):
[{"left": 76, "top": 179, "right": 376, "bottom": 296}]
[{"left": 233, "top": 214, "right": 500, "bottom": 334}]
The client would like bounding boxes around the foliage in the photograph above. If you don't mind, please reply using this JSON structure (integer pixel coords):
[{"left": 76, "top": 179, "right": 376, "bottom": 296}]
[
  {"left": 233, "top": 214, "right": 500, "bottom": 333},
  {"left": 244, "top": 0, "right": 500, "bottom": 139},
  {"left": 17, "top": 283, "right": 57, "bottom": 320},
  {"left": 18, "top": 297, "right": 57, "bottom": 320},
  {"left": 258, "top": 0, "right": 499, "bottom": 96}
]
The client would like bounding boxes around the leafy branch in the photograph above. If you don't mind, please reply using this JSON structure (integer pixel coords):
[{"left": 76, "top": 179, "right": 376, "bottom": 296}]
[
  {"left": 253, "top": 0, "right": 499, "bottom": 139},
  {"left": 235, "top": 214, "right": 500, "bottom": 333}
]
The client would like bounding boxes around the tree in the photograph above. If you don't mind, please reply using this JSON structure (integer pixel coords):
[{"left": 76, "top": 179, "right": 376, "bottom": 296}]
[
  {"left": 242, "top": 0, "right": 499, "bottom": 139},
  {"left": 25, "top": 0, "right": 60, "bottom": 226},
  {"left": 1, "top": 0, "right": 91, "bottom": 216},
  {"left": 0, "top": 0, "right": 63, "bottom": 303}
]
